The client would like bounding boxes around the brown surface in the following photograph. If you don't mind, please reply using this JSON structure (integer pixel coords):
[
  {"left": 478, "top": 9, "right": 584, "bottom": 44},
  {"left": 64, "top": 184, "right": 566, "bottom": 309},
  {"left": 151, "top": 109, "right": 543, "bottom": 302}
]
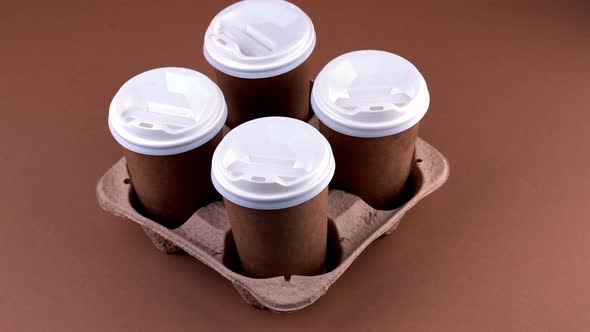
[
  {"left": 214, "top": 59, "right": 310, "bottom": 128},
  {"left": 321, "top": 122, "right": 419, "bottom": 209},
  {"left": 224, "top": 188, "right": 329, "bottom": 278},
  {"left": 125, "top": 131, "right": 222, "bottom": 229},
  {"left": 2, "top": 0, "right": 590, "bottom": 330}
]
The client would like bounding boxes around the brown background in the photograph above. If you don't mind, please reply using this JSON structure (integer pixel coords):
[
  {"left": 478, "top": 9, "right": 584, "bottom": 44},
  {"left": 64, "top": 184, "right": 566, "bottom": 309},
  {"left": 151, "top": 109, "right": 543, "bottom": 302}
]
[{"left": 2, "top": 0, "right": 590, "bottom": 331}]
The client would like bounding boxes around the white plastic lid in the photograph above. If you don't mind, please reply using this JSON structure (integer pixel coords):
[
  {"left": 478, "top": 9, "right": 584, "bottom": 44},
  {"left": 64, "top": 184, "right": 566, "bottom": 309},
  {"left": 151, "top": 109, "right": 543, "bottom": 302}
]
[
  {"left": 203, "top": 0, "right": 316, "bottom": 79},
  {"left": 311, "top": 50, "right": 430, "bottom": 138},
  {"left": 211, "top": 117, "right": 335, "bottom": 210},
  {"left": 108, "top": 67, "right": 227, "bottom": 156}
]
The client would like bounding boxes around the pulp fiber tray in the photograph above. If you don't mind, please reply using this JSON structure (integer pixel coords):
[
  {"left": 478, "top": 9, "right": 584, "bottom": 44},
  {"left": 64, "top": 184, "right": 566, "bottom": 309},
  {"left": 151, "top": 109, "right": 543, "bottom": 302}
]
[{"left": 96, "top": 129, "right": 449, "bottom": 313}]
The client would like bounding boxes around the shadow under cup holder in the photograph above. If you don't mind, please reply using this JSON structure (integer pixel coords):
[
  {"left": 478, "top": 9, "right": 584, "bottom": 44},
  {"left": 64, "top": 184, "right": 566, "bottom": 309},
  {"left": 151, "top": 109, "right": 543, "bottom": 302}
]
[{"left": 97, "top": 138, "right": 449, "bottom": 312}]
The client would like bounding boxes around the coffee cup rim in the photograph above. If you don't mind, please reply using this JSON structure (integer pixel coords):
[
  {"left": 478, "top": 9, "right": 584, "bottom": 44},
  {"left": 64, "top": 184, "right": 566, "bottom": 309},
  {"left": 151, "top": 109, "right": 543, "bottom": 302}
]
[
  {"left": 211, "top": 117, "right": 335, "bottom": 210},
  {"left": 311, "top": 50, "right": 430, "bottom": 138}
]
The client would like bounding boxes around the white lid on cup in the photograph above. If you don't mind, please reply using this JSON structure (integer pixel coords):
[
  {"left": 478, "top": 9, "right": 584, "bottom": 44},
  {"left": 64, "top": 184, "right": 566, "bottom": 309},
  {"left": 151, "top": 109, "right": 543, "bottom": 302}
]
[
  {"left": 311, "top": 50, "right": 430, "bottom": 138},
  {"left": 211, "top": 117, "right": 335, "bottom": 210},
  {"left": 203, "top": 0, "right": 316, "bottom": 79},
  {"left": 108, "top": 67, "right": 227, "bottom": 156}
]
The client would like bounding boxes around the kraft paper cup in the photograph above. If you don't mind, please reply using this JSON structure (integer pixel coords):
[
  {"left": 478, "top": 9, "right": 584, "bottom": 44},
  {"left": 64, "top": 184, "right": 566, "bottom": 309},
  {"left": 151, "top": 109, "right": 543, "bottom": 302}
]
[
  {"left": 204, "top": 0, "right": 316, "bottom": 127},
  {"left": 311, "top": 50, "right": 430, "bottom": 209},
  {"left": 211, "top": 117, "right": 335, "bottom": 278},
  {"left": 108, "top": 67, "right": 227, "bottom": 229}
]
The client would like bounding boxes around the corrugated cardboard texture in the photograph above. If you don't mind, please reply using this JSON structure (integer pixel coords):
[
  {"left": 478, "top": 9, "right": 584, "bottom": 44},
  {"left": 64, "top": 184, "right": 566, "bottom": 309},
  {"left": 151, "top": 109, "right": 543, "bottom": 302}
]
[{"left": 96, "top": 137, "right": 449, "bottom": 312}]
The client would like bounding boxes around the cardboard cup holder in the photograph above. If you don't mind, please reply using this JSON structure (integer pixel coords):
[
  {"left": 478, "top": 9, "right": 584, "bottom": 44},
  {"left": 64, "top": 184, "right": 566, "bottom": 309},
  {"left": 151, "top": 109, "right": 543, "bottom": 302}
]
[{"left": 96, "top": 116, "right": 449, "bottom": 312}]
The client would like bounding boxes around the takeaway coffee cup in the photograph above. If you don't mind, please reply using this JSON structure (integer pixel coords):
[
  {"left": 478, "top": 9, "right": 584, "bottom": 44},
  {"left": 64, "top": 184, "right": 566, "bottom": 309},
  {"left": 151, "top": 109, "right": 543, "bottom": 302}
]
[
  {"left": 108, "top": 67, "right": 227, "bottom": 229},
  {"left": 311, "top": 50, "right": 430, "bottom": 210},
  {"left": 203, "top": 0, "right": 316, "bottom": 127},
  {"left": 211, "top": 117, "right": 335, "bottom": 278}
]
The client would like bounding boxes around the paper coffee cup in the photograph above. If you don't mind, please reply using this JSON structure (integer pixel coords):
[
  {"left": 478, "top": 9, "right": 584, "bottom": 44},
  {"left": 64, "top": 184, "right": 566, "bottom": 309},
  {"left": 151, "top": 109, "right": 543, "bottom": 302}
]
[
  {"left": 109, "top": 67, "right": 227, "bottom": 228},
  {"left": 203, "top": 0, "right": 316, "bottom": 127},
  {"left": 311, "top": 50, "right": 430, "bottom": 209},
  {"left": 211, "top": 117, "right": 335, "bottom": 278}
]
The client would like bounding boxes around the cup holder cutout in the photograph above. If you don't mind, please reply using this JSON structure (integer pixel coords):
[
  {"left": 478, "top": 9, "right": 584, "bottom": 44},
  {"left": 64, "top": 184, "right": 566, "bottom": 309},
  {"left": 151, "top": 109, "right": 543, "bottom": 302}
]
[
  {"left": 406, "top": 160, "right": 425, "bottom": 199},
  {"left": 222, "top": 217, "right": 344, "bottom": 278},
  {"left": 385, "top": 161, "right": 424, "bottom": 210},
  {"left": 325, "top": 159, "right": 424, "bottom": 211},
  {"left": 125, "top": 180, "right": 218, "bottom": 230},
  {"left": 324, "top": 217, "right": 344, "bottom": 271},
  {"left": 127, "top": 186, "right": 152, "bottom": 222},
  {"left": 222, "top": 231, "right": 242, "bottom": 273}
]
